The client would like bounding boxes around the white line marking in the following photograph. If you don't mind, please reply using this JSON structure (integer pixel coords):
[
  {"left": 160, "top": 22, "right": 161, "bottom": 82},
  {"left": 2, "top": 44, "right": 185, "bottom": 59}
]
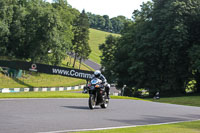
[{"left": 37, "top": 119, "right": 200, "bottom": 133}]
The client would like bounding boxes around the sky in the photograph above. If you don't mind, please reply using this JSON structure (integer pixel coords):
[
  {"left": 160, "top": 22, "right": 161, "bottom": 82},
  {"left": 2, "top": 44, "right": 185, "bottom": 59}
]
[{"left": 47, "top": 0, "right": 150, "bottom": 19}]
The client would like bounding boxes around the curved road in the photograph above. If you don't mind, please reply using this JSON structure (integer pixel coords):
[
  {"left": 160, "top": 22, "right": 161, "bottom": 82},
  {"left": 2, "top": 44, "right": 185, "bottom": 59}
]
[
  {"left": 0, "top": 98, "right": 200, "bottom": 133},
  {"left": 82, "top": 59, "right": 101, "bottom": 70}
]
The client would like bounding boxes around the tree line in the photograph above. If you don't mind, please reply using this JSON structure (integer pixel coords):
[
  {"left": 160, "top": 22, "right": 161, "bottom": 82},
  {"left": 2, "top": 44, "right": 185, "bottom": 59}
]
[
  {"left": 87, "top": 12, "right": 131, "bottom": 33},
  {"left": 100, "top": 0, "right": 200, "bottom": 97},
  {"left": 0, "top": 0, "right": 90, "bottom": 68}
]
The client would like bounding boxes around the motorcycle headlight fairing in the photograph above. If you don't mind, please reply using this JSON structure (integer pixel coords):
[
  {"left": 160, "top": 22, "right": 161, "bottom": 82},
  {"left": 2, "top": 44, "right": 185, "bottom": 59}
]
[{"left": 95, "top": 85, "right": 100, "bottom": 88}]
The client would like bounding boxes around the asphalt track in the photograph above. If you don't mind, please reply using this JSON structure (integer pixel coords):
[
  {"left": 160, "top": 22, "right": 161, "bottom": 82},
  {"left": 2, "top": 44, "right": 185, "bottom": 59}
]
[
  {"left": 82, "top": 59, "right": 101, "bottom": 70},
  {"left": 0, "top": 98, "right": 200, "bottom": 133}
]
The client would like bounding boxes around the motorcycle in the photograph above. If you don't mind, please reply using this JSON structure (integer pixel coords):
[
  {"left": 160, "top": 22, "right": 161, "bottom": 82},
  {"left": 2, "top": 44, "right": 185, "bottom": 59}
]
[{"left": 87, "top": 78, "right": 109, "bottom": 109}]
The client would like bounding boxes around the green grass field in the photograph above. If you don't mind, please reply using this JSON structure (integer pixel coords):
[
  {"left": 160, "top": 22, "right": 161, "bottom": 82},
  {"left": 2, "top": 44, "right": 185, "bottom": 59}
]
[
  {"left": 89, "top": 28, "right": 120, "bottom": 64},
  {"left": 149, "top": 95, "right": 200, "bottom": 107},
  {"left": 75, "top": 120, "right": 200, "bottom": 133}
]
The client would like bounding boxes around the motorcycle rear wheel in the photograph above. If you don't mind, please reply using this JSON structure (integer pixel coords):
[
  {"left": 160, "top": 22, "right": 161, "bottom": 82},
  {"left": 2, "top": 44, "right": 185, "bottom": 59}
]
[{"left": 101, "top": 95, "right": 109, "bottom": 108}]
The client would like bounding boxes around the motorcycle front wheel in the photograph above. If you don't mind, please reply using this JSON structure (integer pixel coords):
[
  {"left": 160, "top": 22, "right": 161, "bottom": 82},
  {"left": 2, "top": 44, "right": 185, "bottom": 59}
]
[{"left": 89, "top": 94, "right": 96, "bottom": 109}]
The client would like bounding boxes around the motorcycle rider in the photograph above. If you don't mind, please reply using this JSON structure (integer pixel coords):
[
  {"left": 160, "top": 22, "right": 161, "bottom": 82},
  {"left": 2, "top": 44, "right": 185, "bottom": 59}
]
[
  {"left": 83, "top": 70, "right": 110, "bottom": 99},
  {"left": 93, "top": 70, "right": 110, "bottom": 99}
]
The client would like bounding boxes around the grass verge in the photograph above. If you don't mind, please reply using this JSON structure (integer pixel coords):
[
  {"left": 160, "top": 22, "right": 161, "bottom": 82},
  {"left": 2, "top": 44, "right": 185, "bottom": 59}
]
[
  {"left": 0, "top": 91, "right": 144, "bottom": 100},
  {"left": 74, "top": 120, "right": 200, "bottom": 133},
  {"left": 0, "top": 91, "right": 88, "bottom": 98},
  {"left": 148, "top": 95, "right": 200, "bottom": 107}
]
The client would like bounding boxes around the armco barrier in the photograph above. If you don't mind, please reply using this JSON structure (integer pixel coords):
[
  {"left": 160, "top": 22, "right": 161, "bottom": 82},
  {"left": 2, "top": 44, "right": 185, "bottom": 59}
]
[{"left": 0, "top": 85, "right": 85, "bottom": 93}]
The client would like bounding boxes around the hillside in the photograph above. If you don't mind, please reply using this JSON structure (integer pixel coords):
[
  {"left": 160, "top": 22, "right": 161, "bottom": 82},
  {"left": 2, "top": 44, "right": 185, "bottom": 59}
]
[
  {"left": 0, "top": 29, "right": 119, "bottom": 88},
  {"left": 89, "top": 28, "right": 120, "bottom": 64}
]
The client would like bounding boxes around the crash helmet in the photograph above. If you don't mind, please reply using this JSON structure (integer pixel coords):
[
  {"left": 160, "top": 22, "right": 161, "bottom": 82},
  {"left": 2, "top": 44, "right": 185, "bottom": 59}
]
[{"left": 94, "top": 70, "right": 101, "bottom": 77}]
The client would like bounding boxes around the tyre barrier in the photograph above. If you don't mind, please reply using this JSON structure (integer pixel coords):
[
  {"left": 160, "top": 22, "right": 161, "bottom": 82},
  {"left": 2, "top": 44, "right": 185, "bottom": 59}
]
[{"left": 0, "top": 85, "right": 85, "bottom": 93}]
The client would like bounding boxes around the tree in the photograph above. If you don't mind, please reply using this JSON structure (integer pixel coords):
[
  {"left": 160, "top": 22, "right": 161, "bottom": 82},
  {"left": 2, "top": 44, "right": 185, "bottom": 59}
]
[
  {"left": 111, "top": 1, "right": 156, "bottom": 96},
  {"left": 97, "top": 15, "right": 105, "bottom": 30},
  {"left": 189, "top": 45, "right": 200, "bottom": 93},
  {"left": 110, "top": 16, "right": 126, "bottom": 33},
  {"left": 87, "top": 12, "right": 98, "bottom": 29},
  {"left": 99, "top": 35, "right": 119, "bottom": 82},
  {"left": 101, "top": 0, "right": 200, "bottom": 97},
  {"left": 0, "top": 20, "right": 9, "bottom": 56},
  {"left": 86, "top": 12, "right": 131, "bottom": 33},
  {"left": 0, "top": 0, "right": 11, "bottom": 56},
  {"left": 187, "top": 0, "right": 200, "bottom": 93},
  {"left": 8, "top": 0, "right": 26, "bottom": 59},
  {"left": 0, "top": 0, "right": 26, "bottom": 58},
  {"left": 149, "top": 0, "right": 200, "bottom": 95},
  {"left": 23, "top": 0, "right": 69, "bottom": 64},
  {"left": 51, "top": 0, "right": 74, "bottom": 65},
  {"left": 72, "top": 10, "right": 91, "bottom": 68},
  {"left": 103, "top": 15, "right": 112, "bottom": 32},
  {"left": 125, "top": 0, "right": 195, "bottom": 96},
  {"left": 0, "top": 0, "right": 74, "bottom": 66}
]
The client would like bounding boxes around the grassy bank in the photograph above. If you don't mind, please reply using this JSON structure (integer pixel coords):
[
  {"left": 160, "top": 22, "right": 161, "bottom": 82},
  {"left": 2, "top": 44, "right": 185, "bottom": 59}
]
[
  {"left": 89, "top": 28, "right": 120, "bottom": 64},
  {"left": 148, "top": 95, "right": 200, "bottom": 107},
  {"left": 74, "top": 120, "right": 200, "bottom": 133},
  {"left": 0, "top": 73, "right": 86, "bottom": 88}
]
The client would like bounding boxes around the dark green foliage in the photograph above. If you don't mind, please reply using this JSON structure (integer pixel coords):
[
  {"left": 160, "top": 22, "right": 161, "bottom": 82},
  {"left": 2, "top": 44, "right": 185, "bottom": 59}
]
[
  {"left": 99, "top": 35, "right": 119, "bottom": 83},
  {"left": 103, "top": 15, "right": 112, "bottom": 32},
  {"left": 0, "top": 0, "right": 72, "bottom": 64},
  {"left": 100, "top": 0, "right": 200, "bottom": 97},
  {"left": 0, "top": 19, "right": 9, "bottom": 56},
  {"left": 0, "top": 0, "right": 18, "bottom": 56},
  {"left": 86, "top": 12, "right": 131, "bottom": 33},
  {"left": 187, "top": 0, "right": 200, "bottom": 93},
  {"left": 72, "top": 10, "right": 91, "bottom": 68},
  {"left": 110, "top": 16, "right": 127, "bottom": 33},
  {"left": 0, "top": 0, "right": 91, "bottom": 67}
]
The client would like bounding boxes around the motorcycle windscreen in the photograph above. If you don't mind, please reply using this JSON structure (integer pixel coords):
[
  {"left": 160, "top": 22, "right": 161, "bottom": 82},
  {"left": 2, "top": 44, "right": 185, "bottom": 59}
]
[{"left": 91, "top": 78, "right": 98, "bottom": 84}]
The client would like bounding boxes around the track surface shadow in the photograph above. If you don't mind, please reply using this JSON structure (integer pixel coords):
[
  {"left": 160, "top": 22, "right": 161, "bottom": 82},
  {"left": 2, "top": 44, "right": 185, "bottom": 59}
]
[
  {"left": 61, "top": 106, "right": 89, "bottom": 110},
  {"left": 107, "top": 115, "right": 188, "bottom": 125},
  {"left": 61, "top": 105, "right": 106, "bottom": 110}
]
